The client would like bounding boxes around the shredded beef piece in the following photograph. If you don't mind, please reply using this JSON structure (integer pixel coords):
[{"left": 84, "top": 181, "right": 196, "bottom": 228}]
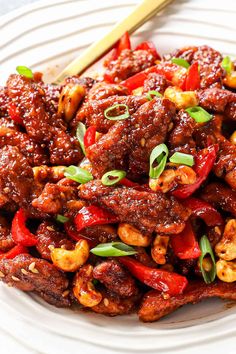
[
  {"left": 201, "top": 182, "right": 236, "bottom": 217},
  {"left": 87, "top": 82, "right": 128, "bottom": 101},
  {"left": 32, "top": 182, "right": 78, "bottom": 214},
  {"left": 7, "top": 75, "right": 82, "bottom": 165},
  {"left": 86, "top": 97, "right": 175, "bottom": 178},
  {"left": 104, "top": 49, "right": 157, "bottom": 83},
  {"left": 225, "top": 100, "right": 236, "bottom": 121},
  {"left": 138, "top": 281, "right": 236, "bottom": 322},
  {"left": 36, "top": 221, "right": 74, "bottom": 260},
  {"left": 79, "top": 180, "right": 190, "bottom": 235},
  {"left": 0, "top": 116, "right": 20, "bottom": 131},
  {"left": 49, "top": 128, "right": 82, "bottom": 165},
  {"left": 42, "top": 84, "right": 61, "bottom": 116},
  {"left": 133, "top": 247, "right": 157, "bottom": 268},
  {"left": 0, "top": 254, "right": 70, "bottom": 307},
  {"left": 0, "top": 126, "right": 49, "bottom": 166},
  {"left": 0, "top": 216, "right": 15, "bottom": 252},
  {"left": 142, "top": 73, "right": 168, "bottom": 94},
  {"left": 80, "top": 224, "right": 117, "bottom": 244},
  {"left": 75, "top": 95, "right": 147, "bottom": 133},
  {"left": 168, "top": 110, "right": 197, "bottom": 154},
  {"left": 93, "top": 259, "right": 138, "bottom": 298},
  {"left": 197, "top": 88, "right": 235, "bottom": 113},
  {"left": 7, "top": 74, "right": 57, "bottom": 142},
  {"left": 0, "top": 87, "right": 8, "bottom": 118},
  {"left": 91, "top": 288, "right": 141, "bottom": 316},
  {"left": 0, "top": 146, "right": 35, "bottom": 206},
  {"left": 213, "top": 137, "right": 236, "bottom": 189}
]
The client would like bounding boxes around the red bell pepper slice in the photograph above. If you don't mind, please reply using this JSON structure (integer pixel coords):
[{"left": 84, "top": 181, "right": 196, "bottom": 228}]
[
  {"left": 0, "top": 245, "right": 28, "bottom": 261},
  {"left": 104, "top": 31, "right": 131, "bottom": 66},
  {"left": 121, "top": 62, "right": 187, "bottom": 93},
  {"left": 182, "top": 197, "right": 223, "bottom": 226},
  {"left": 8, "top": 103, "right": 24, "bottom": 125},
  {"left": 119, "top": 177, "right": 139, "bottom": 188},
  {"left": 11, "top": 209, "right": 38, "bottom": 247},
  {"left": 172, "top": 145, "right": 218, "bottom": 199},
  {"left": 119, "top": 256, "right": 188, "bottom": 295},
  {"left": 84, "top": 126, "right": 96, "bottom": 149},
  {"left": 135, "top": 41, "right": 161, "bottom": 60},
  {"left": 185, "top": 62, "right": 200, "bottom": 91},
  {"left": 170, "top": 221, "right": 201, "bottom": 260},
  {"left": 117, "top": 31, "right": 131, "bottom": 56},
  {"left": 74, "top": 206, "right": 119, "bottom": 232}
]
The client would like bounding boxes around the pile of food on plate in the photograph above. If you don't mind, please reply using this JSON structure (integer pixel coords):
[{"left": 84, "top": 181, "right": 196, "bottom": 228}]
[{"left": 0, "top": 32, "right": 236, "bottom": 322}]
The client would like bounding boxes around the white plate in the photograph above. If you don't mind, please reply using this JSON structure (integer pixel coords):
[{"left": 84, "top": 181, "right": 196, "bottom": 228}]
[{"left": 1, "top": 0, "right": 236, "bottom": 353}]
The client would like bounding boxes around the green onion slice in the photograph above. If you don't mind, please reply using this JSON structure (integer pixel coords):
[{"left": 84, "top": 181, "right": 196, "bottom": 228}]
[
  {"left": 169, "top": 152, "right": 194, "bottom": 167},
  {"left": 90, "top": 242, "right": 137, "bottom": 257},
  {"left": 199, "top": 235, "right": 216, "bottom": 284},
  {"left": 185, "top": 106, "right": 212, "bottom": 123},
  {"left": 64, "top": 165, "right": 93, "bottom": 184},
  {"left": 101, "top": 170, "right": 126, "bottom": 186},
  {"left": 56, "top": 214, "right": 69, "bottom": 223},
  {"left": 171, "top": 57, "right": 190, "bottom": 69},
  {"left": 146, "top": 90, "right": 162, "bottom": 101},
  {"left": 149, "top": 143, "right": 169, "bottom": 179},
  {"left": 104, "top": 104, "right": 130, "bottom": 120},
  {"left": 16, "top": 65, "right": 33, "bottom": 78},
  {"left": 76, "top": 122, "right": 86, "bottom": 155},
  {"left": 221, "top": 56, "right": 232, "bottom": 74}
]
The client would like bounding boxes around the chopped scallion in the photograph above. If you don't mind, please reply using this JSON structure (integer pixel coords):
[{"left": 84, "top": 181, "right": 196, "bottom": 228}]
[
  {"left": 149, "top": 143, "right": 169, "bottom": 179},
  {"left": 90, "top": 242, "right": 137, "bottom": 257},
  {"left": 186, "top": 106, "right": 212, "bottom": 123},
  {"left": 76, "top": 122, "right": 86, "bottom": 155},
  {"left": 56, "top": 214, "right": 69, "bottom": 223},
  {"left": 101, "top": 170, "right": 126, "bottom": 186},
  {"left": 64, "top": 165, "right": 93, "bottom": 184},
  {"left": 146, "top": 90, "right": 162, "bottom": 101},
  {"left": 171, "top": 57, "right": 190, "bottom": 69},
  {"left": 16, "top": 65, "right": 33, "bottom": 79},
  {"left": 199, "top": 235, "right": 216, "bottom": 284},
  {"left": 169, "top": 152, "right": 194, "bottom": 167},
  {"left": 221, "top": 56, "right": 232, "bottom": 74},
  {"left": 104, "top": 104, "right": 130, "bottom": 120}
]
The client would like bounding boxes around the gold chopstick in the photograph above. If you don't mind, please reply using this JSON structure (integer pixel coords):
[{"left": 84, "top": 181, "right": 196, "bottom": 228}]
[{"left": 54, "top": 0, "right": 173, "bottom": 84}]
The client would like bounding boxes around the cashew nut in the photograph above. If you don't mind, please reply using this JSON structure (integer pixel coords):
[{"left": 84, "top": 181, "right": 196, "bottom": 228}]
[
  {"left": 118, "top": 223, "right": 151, "bottom": 247},
  {"left": 151, "top": 235, "right": 169, "bottom": 265},
  {"left": 33, "top": 165, "right": 66, "bottom": 183},
  {"left": 215, "top": 219, "right": 236, "bottom": 261},
  {"left": 230, "top": 131, "right": 236, "bottom": 145},
  {"left": 216, "top": 259, "right": 236, "bottom": 282},
  {"left": 149, "top": 164, "right": 196, "bottom": 193},
  {"left": 50, "top": 240, "right": 89, "bottom": 272},
  {"left": 164, "top": 86, "right": 198, "bottom": 110},
  {"left": 58, "top": 84, "right": 85, "bottom": 122},
  {"left": 73, "top": 264, "right": 102, "bottom": 307},
  {"left": 223, "top": 71, "right": 236, "bottom": 89}
]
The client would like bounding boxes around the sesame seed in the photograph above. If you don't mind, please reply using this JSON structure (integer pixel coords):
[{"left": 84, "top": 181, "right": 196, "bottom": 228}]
[
  {"left": 29, "top": 262, "right": 39, "bottom": 274},
  {"left": 48, "top": 245, "right": 55, "bottom": 251},
  {"left": 62, "top": 290, "right": 70, "bottom": 298},
  {"left": 3, "top": 187, "right": 10, "bottom": 194},
  {"left": 11, "top": 276, "right": 20, "bottom": 282},
  {"left": 60, "top": 244, "right": 66, "bottom": 249},
  {"left": 46, "top": 226, "right": 55, "bottom": 232},
  {"left": 103, "top": 298, "right": 109, "bottom": 307},
  {"left": 140, "top": 138, "right": 146, "bottom": 147},
  {"left": 21, "top": 268, "right": 29, "bottom": 275},
  {"left": 0, "top": 271, "right": 5, "bottom": 278}
]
